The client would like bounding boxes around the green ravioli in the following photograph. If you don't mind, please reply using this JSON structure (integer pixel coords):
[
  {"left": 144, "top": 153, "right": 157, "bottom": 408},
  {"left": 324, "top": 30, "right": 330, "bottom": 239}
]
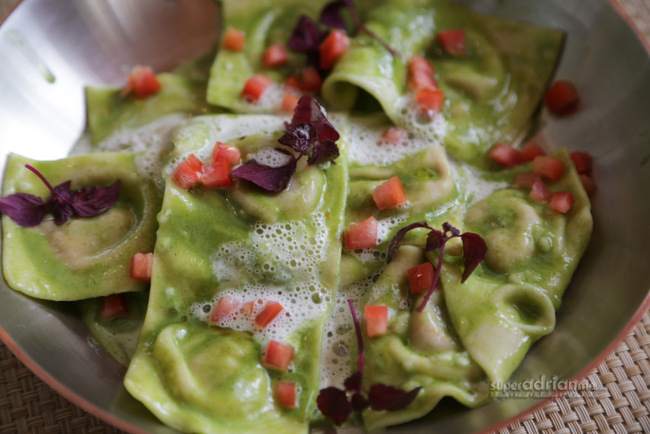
[
  {"left": 124, "top": 114, "right": 348, "bottom": 433},
  {"left": 1, "top": 152, "right": 162, "bottom": 301}
]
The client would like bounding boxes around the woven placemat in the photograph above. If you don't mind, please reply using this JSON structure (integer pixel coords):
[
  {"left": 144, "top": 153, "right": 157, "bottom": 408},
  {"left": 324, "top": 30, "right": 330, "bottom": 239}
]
[{"left": 1, "top": 0, "right": 650, "bottom": 433}]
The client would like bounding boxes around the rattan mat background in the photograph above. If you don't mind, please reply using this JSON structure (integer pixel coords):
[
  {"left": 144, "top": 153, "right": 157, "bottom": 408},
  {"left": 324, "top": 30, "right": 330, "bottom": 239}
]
[{"left": 1, "top": 0, "right": 650, "bottom": 433}]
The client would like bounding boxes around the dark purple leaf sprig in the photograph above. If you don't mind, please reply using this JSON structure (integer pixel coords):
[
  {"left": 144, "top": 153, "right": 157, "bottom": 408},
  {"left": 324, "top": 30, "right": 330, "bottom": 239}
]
[
  {"left": 388, "top": 222, "right": 487, "bottom": 313},
  {"left": 287, "top": 0, "right": 402, "bottom": 78},
  {"left": 317, "top": 299, "right": 421, "bottom": 426},
  {"left": 0, "top": 164, "right": 121, "bottom": 227},
  {"left": 231, "top": 96, "right": 339, "bottom": 192}
]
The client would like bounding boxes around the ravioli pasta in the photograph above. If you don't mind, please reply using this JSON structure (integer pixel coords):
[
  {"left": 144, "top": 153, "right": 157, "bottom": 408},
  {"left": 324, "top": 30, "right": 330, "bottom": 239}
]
[{"left": 0, "top": 0, "right": 593, "bottom": 433}]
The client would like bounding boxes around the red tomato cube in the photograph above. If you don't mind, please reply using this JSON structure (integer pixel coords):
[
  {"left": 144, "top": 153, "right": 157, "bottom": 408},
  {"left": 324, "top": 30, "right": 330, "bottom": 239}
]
[
  {"left": 320, "top": 29, "right": 350, "bottom": 70},
  {"left": 365, "top": 305, "right": 388, "bottom": 338},
  {"left": 529, "top": 177, "right": 550, "bottom": 202},
  {"left": 130, "top": 252, "right": 154, "bottom": 282},
  {"left": 488, "top": 143, "right": 520, "bottom": 168},
  {"left": 549, "top": 191, "right": 575, "bottom": 213},
  {"left": 544, "top": 80, "right": 580, "bottom": 116},
  {"left": 345, "top": 216, "right": 378, "bottom": 250},
  {"left": 100, "top": 293, "right": 129, "bottom": 321},
  {"left": 210, "top": 295, "right": 241, "bottom": 325},
  {"left": 300, "top": 66, "right": 322, "bottom": 94},
  {"left": 262, "top": 44, "right": 289, "bottom": 68},
  {"left": 281, "top": 92, "right": 299, "bottom": 113},
  {"left": 579, "top": 174, "right": 596, "bottom": 197},
  {"left": 437, "top": 29, "right": 466, "bottom": 55},
  {"left": 407, "top": 262, "right": 434, "bottom": 295},
  {"left": 533, "top": 156, "right": 566, "bottom": 182},
  {"left": 285, "top": 75, "right": 301, "bottom": 90},
  {"left": 242, "top": 74, "right": 273, "bottom": 102},
  {"left": 212, "top": 142, "right": 241, "bottom": 165},
  {"left": 517, "top": 142, "right": 546, "bottom": 164},
  {"left": 223, "top": 27, "right": 245, "bottom": 51},
  {"left": 275, "top": 381, "right": 298, "bottom": 408},
  {"left": 255, "top": 301, "right": 284, "bottom": 328},
  {"left": 570, "top": 151, "right": 593, "bottom": 174},
  {"left": 201, "top": 158, "right": 233, "bottom": 188},
  {"left": 381, "top": 127, "right": 409, "bottom": 145},
  {"left": 172, "top": 154, "right": 203, "bottom": 189},
  {"left": 415, "top": 87, "right": 445, "bottom": 119},
  {"left": 372, "top": 176, "right": 407, "bottom": 210},
  {"left": 125, "top": 66, "right": 162, "bottom": 99},
  {"left": 408, "top": 55, "right": 437, "bottom": 90},
  {"left": 263, "top": 340, "right": 294, "bottom": 371}
]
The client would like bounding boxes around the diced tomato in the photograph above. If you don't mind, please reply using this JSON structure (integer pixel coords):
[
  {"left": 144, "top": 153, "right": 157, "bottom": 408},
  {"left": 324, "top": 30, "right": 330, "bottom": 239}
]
[
  {"left": 241, "top": 300, "right": 255, "bottom": 316},
  {"left": 210, "top": 295, "right": 241, "bottom": 325},
  {"left": 579, "top": 174, "right": 596, "bottom": 197},
  {"left": 372, "top": 176, "right": 407, "bottom": 210},
  {"left": 300, "top": 66, "right": 323, "bottom": 94},
  {"left": 415, "top": 87, "right": 445, "bottom": 119},
  {"left": 223, "top": 27, "right": 246, "bottom": 51},
  {"left": 488, "top": 143, "right": 520, "bottom": 168},
  {"left": 172, "top": 154, "right": 203, "bottom": 189},
  {"left": 100, "top": 293, "right": 129, "bottom": 321},
  {"left": 517, "top": 142, "right": 546, "bottom": 164},
  {"left": 263, "top": 340, "right": 294, "bottom": 371},
  {"left": 285, "top": 75, "right": 301, "bottom": 90},
  {"left": 201, "top": 157, "right": 232, "bottom": 188},
  {"left": 407, "top": 262, "right": 434, "bottom": 295},
  {"left": 549, "top": 191, "right": 575, "bottom": 213},
  {"left": 514, "top": 172, "right": 539, "bottom": 188},
  {"left": 345, "top": 216, "right": 378, "bottom": 250},
  {"left": 570, "top": 151, "right": 592, "bottom": 174},
  {"left": 365, "top": 305, "right": 388, "bottom": 338},
  {"left": 320, "top": 29, "right": 350, "bottom": 70},
  {"left": 212, "top": 142, "right": 241, "bottom": 166},
  {"left": 275, "top": 381, "right": 298, "bottom": 408},
  {"left": 533, "top": 156, "right": 566, "bottom": 182},
  {"left": 544, "top": 80, "right": 580, "bottom": 116},
  {"left": 255, "top": 301, "right": 284, "bottom": 328},
  {"left": 130, "top": 252, "right": 154, "bottom": 282},
  {"left": 124, "top": 66, "right": 162, "bottom": 99},
  {"left": 242, "top": 74, "right": 273, "bottom": 102},
  {"left": 529, "top": 177, "right": 550, "bottom": 202},
  {"left": 381, "top": 127, "right": 409, "bottom": 145},
  {"left": 281, "top": 92, "right": 300, "bottom": 113},
  {"left": 408, "top": 55, "right": 437, "bottom": 90},
  {"left": 262, "top": 43, "right": 289, "bottom": 68},
  {"left": 437, "top": 29, "right": 466, "bottom": 56}
]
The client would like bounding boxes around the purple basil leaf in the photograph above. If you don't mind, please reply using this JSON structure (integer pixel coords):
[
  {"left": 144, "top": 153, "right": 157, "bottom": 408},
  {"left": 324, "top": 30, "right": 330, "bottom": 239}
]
[
  {"left": 319, "top": 0, "right": 349, "bottom": 29},
  {"left": 49, "top": 181, "right": 75, "bottom": 225},
  {"left": 350, "top": 391, "right": 370, "bottom": 412},
  {"left": 308, "top": 139, "right": 339, "bottom": 165},
  {"left": 289, "top": 95, "right": 328, "bottom": 127},
  {"left": 0, "top": 193, "right": 48, "bottom": 227},
  {"left": 386, "top": 221, "right": 432, "bottom": 262},
  {"left": 288, "top": 15, "right": 324, "bottom": 54},
  {"left": 278, "top": 122, "right": 316, "bottom": 154},
  {"left": 314, "top": 117, "right": 340, "bottom": 144},
  {"left": 368, "top": 384, "right": 421, "bottom": 411},
  {"left": 343, "top": 370, "right": 362, "bottom": 392},
  {"left": 316, "top": 387, "right": 352, "bottom": 426},
  {"left": 442, "top": 222, "right": 460, "bottom": 237},
  {"left": 459, "top": 232, "right": 487, "bottom": 282},
  {"left": 71, "top": 180, "right": 121, "bottom": 217},
  {"left": 231, "top": 150, "right": 297, "bottom": 192},
  {"left": 424, "top": 228, "right": 446, "bottom": 252}
]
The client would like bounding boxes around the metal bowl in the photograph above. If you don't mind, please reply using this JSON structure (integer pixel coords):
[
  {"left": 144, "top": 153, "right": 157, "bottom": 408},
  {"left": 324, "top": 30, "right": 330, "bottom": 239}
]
[{"left": 1, "top": 0, "right": 649, "bottom": 432}]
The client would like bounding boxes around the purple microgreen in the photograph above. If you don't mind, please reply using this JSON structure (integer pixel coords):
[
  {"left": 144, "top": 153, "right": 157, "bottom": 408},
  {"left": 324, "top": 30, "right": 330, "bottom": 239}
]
[
  {"left": 278, "top": 122, "right": 316, "bottom": 155},
  {"left": 316, "top": 387, "right": 352, "bottom": 426},
  {"left": 387, "top": 222, "right": 487, "bottom": 312},
  {"left": 316, "top": 299, "right": 421, "bottom": 426},
  {"left": 320, "top": 0, "right": 403, "bottom": 59},
  {"left": 368, "top": 383, "right": 421, "bottom": 411},
  {"left": 231, "top": 148, "right": 298, "bottom": 193},
  {"left": 288, "top": 15, "right": 325, "bottom": 54},
  {"left": 0, "top": 193, "right": 48, "bottom": 227},
  {"left": 0, "top": 164, "right": 121, "bottom": 227},
  {"left": 386, "top": 221, "right": 432, "bottom": 262}
]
